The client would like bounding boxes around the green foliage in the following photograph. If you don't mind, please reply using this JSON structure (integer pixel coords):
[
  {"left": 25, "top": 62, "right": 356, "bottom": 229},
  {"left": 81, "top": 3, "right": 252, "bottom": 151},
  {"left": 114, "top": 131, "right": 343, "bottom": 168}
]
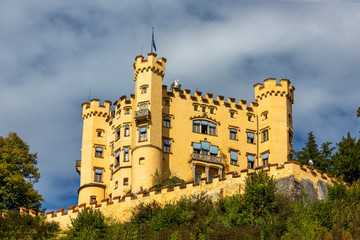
[
  {"left": 0, "top": 210, "right": 59, "bottom": 239},
  {"left": 357, "top": 107, "right": 360, "bottom": 118},
  {"left": 67, "top": 208, "right": 107, "bottom": 240},
  {"left": 150, "top": 175, "right": 186, "bottom": 191},
  {"left": 0, "top": 132, "right": 44, "bottom": 211}
]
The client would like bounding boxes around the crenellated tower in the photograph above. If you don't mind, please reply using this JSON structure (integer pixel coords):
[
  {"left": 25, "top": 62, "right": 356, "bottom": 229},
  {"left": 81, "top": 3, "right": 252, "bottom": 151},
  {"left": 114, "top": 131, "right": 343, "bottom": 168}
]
[
  {"left": 78, "top": 99, "right": 111, "bottom": 204},
  {"left": 254, "top": 78, "right": 295, "bottom": 165},
  {"left": 131, "top": 53, "right": 167, "bottom": 191}
]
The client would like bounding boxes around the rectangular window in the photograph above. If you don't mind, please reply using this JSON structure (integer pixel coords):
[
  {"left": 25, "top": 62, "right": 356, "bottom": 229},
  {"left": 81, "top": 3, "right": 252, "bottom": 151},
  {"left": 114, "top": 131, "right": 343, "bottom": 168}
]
[
  {"left": 115, "top": 150, "right": 120, "bottom": 165},
  {"left": 163, "top": 139, "right": 171, "bottom": 153},
  {"left": 140, "top": 103, "right": 147, "bottom": 110},
  {"left": 124, "top": 147, "right": 129, "bottom": 162},
  {"left": 210, "top": 108, "right": 214, "bottom": 114},
  {"left": 164, "top": 100, "right": 170, "bottom": 106},
  {"left": 94, "top": 169, "right": 103, "bottom": 182},
  {"left": 247, "top": 132, "right": 255, "bottom": 144},
  {"left": 141, "top": 87, "right": 147, "bottom": 94},
  {"left": 194, "top": 106, "right": 198, "bottom": 111},
  {"left": 262, "top": 130, "right": 269, "bottom": 142},
  {"left": 201, "top": 141, "right": 210, "bottom": 155},
  {"left": 193, "top": 142, "right": 201, "bottom": 153},
  {"left": 210, "top": 146, "right": 218, "bottom": 156},
  {"left": 95, "top": 147, "right": 103, "bottom": 158},
  {"left": 163, "top": 117, "right": 171, "bottom": 128},
  {"left": 230, "top": 151, "right": 238, "bottom": 165},
  {"left": 230, "top": 112, "right": 234, "bottom": 118},
  {"left": 247, "top": 155, "right": 255, "bottom": 169},
  {"left": 116, "top": 128, "right": 120, "bottom": 140},
  {"left": 139, "top": 127, "right": 147, "bottom": 141},
  {"left": 193, "top": 120, "right": 200, "bottom": 133},
  {"left": 230, "top": 129, "right": 237, "bottom": 140},
  {"left": 125, "top": 125, "right": 130, "bottom": 136},
  {"left": 209, "top": 122, "right": 216, "bottom": 136},
  {"left": 248, "top": 115, "right": 252, "bottom": 122},
  {"left": 262, "top": 153, "right": 269, "bottom": 166},
  {"left": 90, "top": 196, "right": 96, "bottom": 202},
  {"left": 123, "top": 178, "right": 129, "bottom": 186},
  {"left": 125, "top": 109, "right": 130, "bottom": 115},
  {"left": 201, "top": 121, "right": 208, "bottom": 134},
  {"left": 97, "top": 130, "right": 102, "bottom": 137},
  {"left": 202, "top": 107, "right": 206, "bottom": 113}
]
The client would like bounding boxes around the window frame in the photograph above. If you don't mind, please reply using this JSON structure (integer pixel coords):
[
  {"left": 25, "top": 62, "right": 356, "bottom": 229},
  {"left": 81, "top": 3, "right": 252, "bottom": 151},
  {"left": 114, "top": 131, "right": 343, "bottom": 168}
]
[
  {"left": 230, "top": 150, "right": 238, "bottom": 165},
  {"left": 163, "top": 139, "right": 171, "bottom": 153},
  {"left": 95, "top": 147, "right": 103, "bottom": 158},
  {"left": 139, "top": 127, "right": 147, "bottom": 142},
  {"left": 230, "top": 128, "right": 237, "bottom": 140},
  {"left": 262, "top": 129, "right": 269, "bottom": 142},
  {"left": 247, "top": 155, "right": 255, "bottom": 169},
  {"left": 94, "top": 168, "right": 103, "bottom": 182},
  {"left": 163, "top": 116, "right": 171, "bottom": 128},
  {"left": 123, "top": 178, "right": 129, "bottom": 186},
  {"left": 124, "top": 147, "right": 129, "bottom": 162},
  {"left": 247, "top": 132, "right": 255, "bottom": 144}
]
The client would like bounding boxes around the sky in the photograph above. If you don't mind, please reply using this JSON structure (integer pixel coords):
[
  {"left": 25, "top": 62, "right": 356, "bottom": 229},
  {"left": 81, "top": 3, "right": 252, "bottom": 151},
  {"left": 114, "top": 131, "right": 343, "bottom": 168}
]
[{"left": 0, "top": 0, "right": 359, "bottom": 211}]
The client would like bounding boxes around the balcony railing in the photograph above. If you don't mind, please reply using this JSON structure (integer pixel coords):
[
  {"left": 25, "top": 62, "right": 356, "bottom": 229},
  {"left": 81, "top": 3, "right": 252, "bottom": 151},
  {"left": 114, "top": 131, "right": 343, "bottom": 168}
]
[
  {"left": 191, "top": 153, "right": 223, "bottom": 165},
  {"left": 134, "top": 109, "right": 150, "bottom": 124},
  {"left": 75, "top": 160, "right": 81, "bottom": 174}
]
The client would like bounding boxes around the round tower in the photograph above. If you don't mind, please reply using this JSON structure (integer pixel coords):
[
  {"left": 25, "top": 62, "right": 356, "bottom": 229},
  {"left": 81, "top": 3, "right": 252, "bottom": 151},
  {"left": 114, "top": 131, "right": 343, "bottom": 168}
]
[
  {"left": 78, "top": 99, "right": 111, "bottom": 204},
  {"left": 254, "top": 78, "right": 295, "bottom": 165},
  {"left": 131, "top": 53, "right": 167, "bottom": 191}
]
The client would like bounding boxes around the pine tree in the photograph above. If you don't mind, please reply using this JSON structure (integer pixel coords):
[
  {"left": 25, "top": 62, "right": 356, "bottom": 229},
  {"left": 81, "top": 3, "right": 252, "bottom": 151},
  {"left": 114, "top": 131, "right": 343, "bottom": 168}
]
[
  {"left": 0, "top": 132, "right": 44, "bottom": 211},
  {"left": 293, "top": 132, "right": 320, "bottom": 165},
  {"left": 332, "top": 133, "right": 360, "bottom": 184}
]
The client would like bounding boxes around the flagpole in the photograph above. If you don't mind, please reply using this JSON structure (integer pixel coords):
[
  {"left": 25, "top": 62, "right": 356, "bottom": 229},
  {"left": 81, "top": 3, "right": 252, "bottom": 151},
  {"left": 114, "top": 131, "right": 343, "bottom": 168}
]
[{"left": 151, "top": 27, "right": 154, "bottom": 53}]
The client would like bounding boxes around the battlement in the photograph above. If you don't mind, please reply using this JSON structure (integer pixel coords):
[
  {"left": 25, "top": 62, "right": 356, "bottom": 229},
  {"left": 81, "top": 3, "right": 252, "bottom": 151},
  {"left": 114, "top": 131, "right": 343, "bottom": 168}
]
[
  {"left": 39, "top": 162, "right": 344, "bottom": 229},
  {"left": 254, "top": 78, "right": 295, "bottom": 103},
  {"left": 82, "top": 99, "right": 111, "bottom": 119},
  {"left": 133, "top": 53, "right": 167, "bottom": 81},
  {"left": 164, "top": 85, "right": 258, "bottom": 111}
]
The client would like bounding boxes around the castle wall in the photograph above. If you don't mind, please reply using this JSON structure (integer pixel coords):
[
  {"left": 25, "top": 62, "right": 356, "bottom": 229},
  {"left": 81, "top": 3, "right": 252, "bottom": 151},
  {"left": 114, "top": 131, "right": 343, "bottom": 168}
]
[{"left": 42, "top": 162, "right": 341, "bottom": 230}]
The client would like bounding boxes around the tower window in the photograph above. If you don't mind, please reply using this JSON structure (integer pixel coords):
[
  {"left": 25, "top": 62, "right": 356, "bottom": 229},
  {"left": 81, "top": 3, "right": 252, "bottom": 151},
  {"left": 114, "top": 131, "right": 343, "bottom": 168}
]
[
  {"left": 164, "top": 100, "right": 170, "bottom": 106},
  {"left": 94, "top": 169, "right": 103, "bottom": 182},
  {"left": 95, "top": 147, "right": 103, "bottom": 158},
  {"left": 247, "top": 132, "right": 255, "bottom": 144},
  {"left": 96, "top": 129, "right": 103, "bottom": 137},
  {"left": 163, "top": 117, "right": 171, "bottom": 128},
  {"left": 202, "top": 107, "right": 206, "bottom": 113},
  {"left": 210, "top": 108, "right": 214, "bottom": 114},
  {"left": 124, "top": 147, "right": 129, "bottom": 162},
  {"left": 125, "top": 108, "right": 130, "bottom": 115},
  {"left": 125, "top": 125, "right": 130, "bottom": 136},
  {"left": 230, "top": 112, "right": 234, "bottom": 118},
  {"left": 123, "top": 178, "right": 129, "bottom": 186},
  {"left": 261, "top": 112, "right": 268, "bottom": 121},
  {"left": 262, "top": 153, "right": 269, "bottom": 166},
  {"left": 230, "top": 129, "right": 237, "bottom": 140},
  {"left": 140, "top": 104, "right": 147, "bottom": 110},
  {"left": 116, "top": 128, "right": 120, "bottom": 140},
  {"left": 230, "top": 151, "right": 238, "bottom": 165},
  {"left": 90, "top": 196, "right": 96, "bottom": 202},
  {"left": 115, "top": 150, "right": 120, "bottom": 165},
  {"left": 247, "top": 155, "right": 255, "bottom": 169},
  {"left": 163, "top": 139, "right": 171, "bottom": 153},
  {"left": 248, "top": 115, "right": 253, "bottom": 122},
  {"left": 262, "top": 130, "right": 269, "bottom": 142},
  {"left": 141, "top": 87, "right": 147, "bottom": 94},
  {"left": 139, "top": 127, "right": 147, "bottom": 141},
  {"left": 194, "top": 106, "right": 198, "bottom": 111}
]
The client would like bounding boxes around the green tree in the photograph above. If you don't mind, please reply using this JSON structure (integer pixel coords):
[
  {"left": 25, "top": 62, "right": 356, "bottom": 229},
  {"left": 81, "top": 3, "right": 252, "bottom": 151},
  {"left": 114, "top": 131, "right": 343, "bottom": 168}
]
[
  {"left": 0, "top": 132, "right": 43, "bottom": 211},
  {"left": 331, "top": 132, "right": 360, "bottom": 183}
]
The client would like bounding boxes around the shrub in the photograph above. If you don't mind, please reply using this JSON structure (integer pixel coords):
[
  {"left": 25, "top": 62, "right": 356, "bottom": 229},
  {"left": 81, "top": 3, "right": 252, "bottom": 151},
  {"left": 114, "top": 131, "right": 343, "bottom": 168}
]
[{"left": 0, "top": 210, "right": 59, "bottom": 239}]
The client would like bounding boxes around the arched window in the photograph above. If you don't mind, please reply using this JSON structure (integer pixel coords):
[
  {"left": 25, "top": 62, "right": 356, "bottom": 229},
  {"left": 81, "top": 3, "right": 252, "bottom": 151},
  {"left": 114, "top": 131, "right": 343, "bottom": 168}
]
[{"left": 195, "top": 170, "right": 202, "bottom": 184}]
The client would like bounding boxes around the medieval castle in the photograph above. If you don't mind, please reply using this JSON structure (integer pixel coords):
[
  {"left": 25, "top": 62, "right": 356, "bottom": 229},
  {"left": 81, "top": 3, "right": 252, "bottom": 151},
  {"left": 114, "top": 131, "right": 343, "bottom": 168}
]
[{"left": 76, "top": 53, "right": 295, "bottom": 205}]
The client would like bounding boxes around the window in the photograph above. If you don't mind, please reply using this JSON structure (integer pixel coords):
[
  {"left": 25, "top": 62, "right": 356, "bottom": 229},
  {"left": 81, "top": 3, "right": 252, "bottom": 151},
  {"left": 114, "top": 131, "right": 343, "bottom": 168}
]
[
  {"left": 194, "top": 105, "right": 198, "bottom": 111},
  {"left": 247, "top": 155, "right": 255, "bottom": 169},
  {"left": 124, "top": 147, "right": 129, "bottom": 162},
  {"left": 125, "top": 108, "right": 130, "bottom": 115},
  {"left": 164, "top": 100, "right": 170, "bottom": 106},
  {"left": 116, "top": 128, "right": 120, "bottom": 140},
  {"left": 195, "top": 171, "right": 202, "bottom": 184},
  {"left": 193, "top": 142, "right": 201, "bottom": 153},
  {"left": 115, "top": 181, "right": 118, "bottom": 189},
  {"left": 202, "top": 107, "right": 206, "bottom": 113},
  {"left": 163, "top": 117, "right": 171, "bottom": 128},
  {"left": 163, "top": 139, "right": 171, "bottom": 153},
  {"left": 123, "top": 178, "right": 129, "bottom": 185},
  {"left": 230, "top": 151, "right": 238, "bottom": 165},
  {"left": 139, "top": 157, "right": 145, "bottom": 165},
  {"left": 209, "top": 173, "right": 214, "bottom": 182},
  {"left": 247, "top": 132, "right": 255, "bottom": 144},
  {"left": 140, "top": 103, "right": 147, "bottom": 110},
  {"left": 97, "top": 130, "right": 103, "bottom": 137},
  {"left": 95, "top": 147, "right": 103, "bottom": 158},
  {"left": 115, "top": 150, "right": 120, "bottom": 165},
  {"left": 248, "top": 115, "right": 252, "bottom": 122},
  {"left": 125, "top": 125, "right": 130, "bottom": 136},
  {"left": 139, "top": 127, "right": 147, "bottom": 141},
  {"left": 94, "top": 169, "right": 103, "bottom": 182},
  {"left": 262, "top": 130, "right": 269, "bottom": 142},
  {"left": 193, "top": 120, "right": 200, "bottom": 133},
  {"left": 141, "top": 87, "right": 147, "bottom": 94},
  {"left": 210, "top": 145, "right": 218, "bottom": 156},
  {"left": 209, "top": 122, "right": 216, "bottom": 136},
  {"left": 262, "top": 112, "right": 268, "bottom": 121},
  {"left": 230, "top": 112, "right": 234, "bottom": 118},
  {"left": 230, "top": 129, "right": 237, "bottom": 140},
  {"left": 262, "top": 153, "right": 269, "bottom": 166},
  {"left": 210, "top": 108, "right": 214, "bottom": 114},
  {"left": 90, "top": 196, "right": 96, "bottom": 202},
  {"left": 201, "top": 141, "right": 210, "bottom": 155}
]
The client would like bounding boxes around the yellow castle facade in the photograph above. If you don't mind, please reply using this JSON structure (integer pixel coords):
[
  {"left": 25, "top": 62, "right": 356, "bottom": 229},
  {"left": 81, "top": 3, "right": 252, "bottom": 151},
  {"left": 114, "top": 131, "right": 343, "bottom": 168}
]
[{"left": 76, "top": 53, "right": 295, "bottom": 205}]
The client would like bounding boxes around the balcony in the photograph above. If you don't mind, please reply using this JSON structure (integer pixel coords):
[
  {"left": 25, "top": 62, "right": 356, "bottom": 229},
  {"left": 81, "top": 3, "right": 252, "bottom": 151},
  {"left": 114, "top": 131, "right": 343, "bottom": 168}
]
[
  {"left": 191, "top": 153, "right": 223, "bottom": 165},
  {"left": 134, "top": 109, "right": 151, "bottom": 125},
  {"left": 75, "top": 160, "right": 81, "bottom": 175}
]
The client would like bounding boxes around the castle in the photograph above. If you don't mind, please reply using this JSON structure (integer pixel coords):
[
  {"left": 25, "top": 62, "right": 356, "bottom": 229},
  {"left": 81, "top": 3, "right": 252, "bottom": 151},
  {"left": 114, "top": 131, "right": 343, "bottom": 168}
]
[{"left": 76, "top": 53, "right": 295, "bottom": 205}]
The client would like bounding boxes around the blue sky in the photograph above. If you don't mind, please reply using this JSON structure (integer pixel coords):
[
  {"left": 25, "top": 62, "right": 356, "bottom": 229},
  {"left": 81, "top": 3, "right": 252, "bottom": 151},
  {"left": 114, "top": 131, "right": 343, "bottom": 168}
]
[{"left": 0, "top": 0, "right": 359, "bottom": 211}]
